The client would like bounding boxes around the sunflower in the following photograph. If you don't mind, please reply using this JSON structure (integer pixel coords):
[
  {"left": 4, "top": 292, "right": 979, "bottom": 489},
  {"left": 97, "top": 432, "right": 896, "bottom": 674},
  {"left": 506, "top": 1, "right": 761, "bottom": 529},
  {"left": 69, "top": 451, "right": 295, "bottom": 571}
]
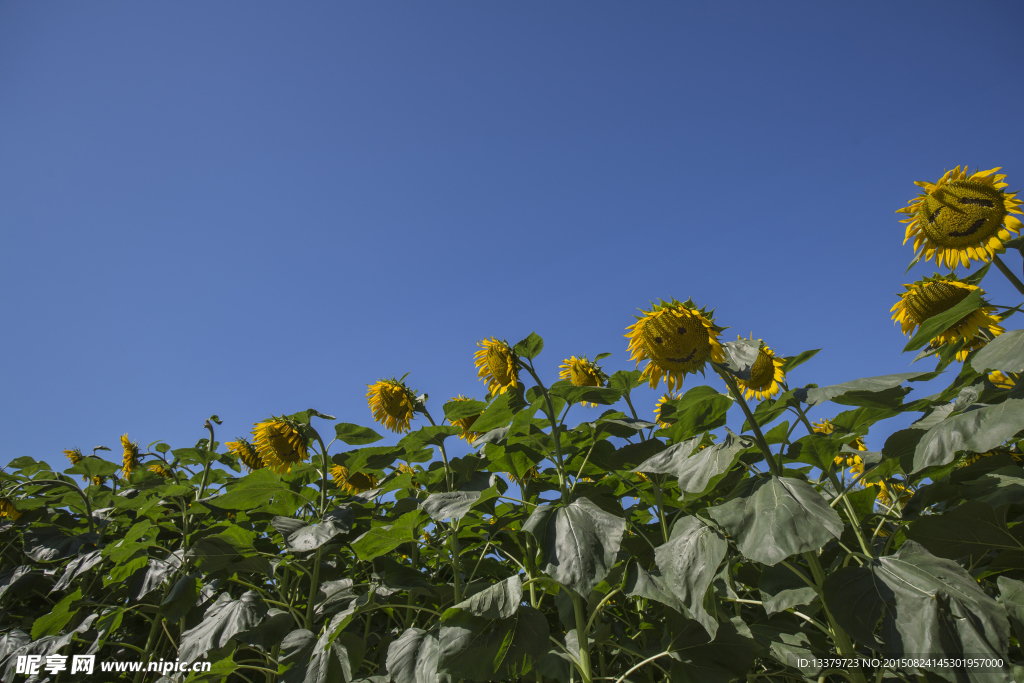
[
  {"left": 867, "top": 480, "right": 912, "bottom": 507},
  {"left": 504, "top": 466, "right": 540, "bottom": 487},
  {"left": 989, "top": 371, "right": 1019, "bottom": 390},
  {"left": 654, "top": 392, "right": 680, "bottom": 428},
  {"left": 0, "top": 497, "right": 20, "bottom": 520},
  {"left": 447, "top": 395, "right": 483, "bottom": 442},
  {"left": 149, "top": 463, "right": 174, "bottom": 478},
  {"left": 960, "top": 447, "right": 1023, "bottom": 467},
  {"left": 252, "top": 418, "right": 308, "bottom": 475},
  {"left": 559, "top": 355, "right": 608, "bottom": 407},
  {"left": 474, "top": 338, "right": 520, "bottom": 396},
  {"left": 367, "top": 377, "right": 417, "bottom": 433},
  {"left": 120, "top": 434, "right": 141, "bottom": 479},
  {"left": 63, "top": 448, "right": 83, "bottom": 465},
  {"left": 891, "top": 274, "right": 1004, "bottom": 361},
  {"left": 396, "top": 462, "right": 422, "bottom": 489},
  {"left": 226, "top": 438, "right": 264, "bottom": 472},
  {"left": 733, "top": 336, "right": 786, "bottom": 401},
  {"left": 91, "top": 476, "right": 105, "bottom": 487},
  {"left": 898, "top": 166, "right": 1023, "bottom": 269},
  {"left": 812, "top": 419, "right": 868, "bottom": 468},
  {"left": 625, "top": 299, "right": 726, "bottom": 391},
  {"left": 330, "top": 465, "right": 379, "bottom": 494}
]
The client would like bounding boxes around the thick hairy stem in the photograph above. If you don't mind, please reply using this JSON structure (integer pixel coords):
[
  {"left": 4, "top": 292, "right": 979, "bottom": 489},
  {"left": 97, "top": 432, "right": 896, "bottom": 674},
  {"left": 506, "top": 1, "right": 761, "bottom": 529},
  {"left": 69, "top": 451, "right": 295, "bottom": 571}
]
[
  {"left": 804, "top": 551, "right": 867, "bottom": 683},
  {"left": 571, "top": 591, "right": 593, "bottom": 683},
  {"left": 993, "top": 253, "right": 1024, "bottom": 298},
  {"left": 522, "top": 360, "right": 570, "bottom": 504},
  {"left": 304, "top": 548, "right": 322, "bottom": 630},
  {"left": 450, "top": 521, "right": 463, "bottom": 604},
  {"left": 132, "top": 613, "right": 165, "bottom": 683},
  {"left": 714, "top": 366, "right": 781, "bottom": 475},
  {"left": 421, "top": 407, "right": 453, "bottom": 492}
]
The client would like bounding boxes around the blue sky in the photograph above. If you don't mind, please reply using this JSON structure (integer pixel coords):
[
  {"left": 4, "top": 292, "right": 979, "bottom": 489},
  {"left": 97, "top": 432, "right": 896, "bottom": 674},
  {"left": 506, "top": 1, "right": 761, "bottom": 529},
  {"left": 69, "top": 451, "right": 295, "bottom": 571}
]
[{"left": 2, "top": 1, "right": 1023, "bottom": 470}]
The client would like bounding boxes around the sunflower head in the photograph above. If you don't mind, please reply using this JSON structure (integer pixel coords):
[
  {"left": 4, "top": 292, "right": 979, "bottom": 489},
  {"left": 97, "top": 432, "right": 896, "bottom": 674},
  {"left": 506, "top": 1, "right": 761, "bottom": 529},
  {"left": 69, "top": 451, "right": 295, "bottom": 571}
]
[
  {"left": 813, "top": 418, "right": 867, "bottom": 454},
  {"left": 898, "top": 166, "right": 1023, "bottom": 269},
  {"left": 447, "top": 395, "right": 483, "bottom": 442},
  {"left": 654, "top": 392, "right": 681, "bottom": 429},
  {"left": 625, "top": 299, "right": 726, "bottom": 391},
  {"left": 733, "top": 336, "right": 786, "bottom": 402},
  {"left": 120, "top": 434, "right": 141, "bottom": 479},
  {"left": 474, "top": 338, "right": 520, "bottom": 396},
  {"left": 0, "top": 497, "right": 20, "bottom": 520},
  {"left": 330, "top": 465, "right": 379, "bottom": 495},
  {"left": 149, "top": 463, "right": 174, "bottom": 478},
  {"left": 891, "top": 273, "right": 1004, "bottom": 361},
  {"left": 559, "top": 355, "right": 608, "bottom": 407},
  {"left": 251, "top": 418, "right": 309, "bottom": 475},
  {"left": 63, "top": 448, "right": 83, "bottom": 465},
  {"left": 867, "top": 480, "right": 912, "bottom": 507},
  {"left": 367, "top": 377, "right": 417, "bottom": 434},
  {"left": 989, "top": 371, "right": 1019, "bottom": 390},
  {"left": 91, "top": 476, "right": 105, "bottom": 487},
  {"left": 226, "top": 438, "right": 264, "bottom": 472}
]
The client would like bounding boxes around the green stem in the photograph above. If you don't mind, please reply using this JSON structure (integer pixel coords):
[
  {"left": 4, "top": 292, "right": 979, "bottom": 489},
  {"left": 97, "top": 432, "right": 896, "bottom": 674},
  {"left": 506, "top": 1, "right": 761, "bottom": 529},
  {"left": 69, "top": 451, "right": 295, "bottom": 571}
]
[
  {"left": 804, "top": 551, "right": 867, "bottom": 683},
  {"left": 571, "top": 590, "right": 593, "bottom": 683},
  {"left": 450, "top": 521, "right": 463, "bottom": 604},
  {"left": 521, "top": 360, "right": 570, "bottom": 504},
  {"left": 994, "top": 253, "right": 1024, "bottom": 298},
  {"left": 652, "top": 478, "right": 669, "bottom": 543},
  {"left": 132, "top": 613, "right": 165, "bottom": 683},
  {"left": 304, "top": 548, "right": 322, "bottom": 629},
  {"left": 421, "top": 407, "right": 453, "bottom": 492},
  {"left": 713, "top": 365, "right": 781, "bottom": 475},
  {"left": 622, "top": 393, "right": 647, "bottom": 442}
]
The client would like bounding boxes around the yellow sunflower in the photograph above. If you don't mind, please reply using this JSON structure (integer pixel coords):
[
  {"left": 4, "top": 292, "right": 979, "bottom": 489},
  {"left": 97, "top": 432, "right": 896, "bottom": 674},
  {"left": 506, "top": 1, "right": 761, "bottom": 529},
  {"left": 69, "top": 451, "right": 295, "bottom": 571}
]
[
  {"left": 812, "top": 419, "right": 867, "bottom": 470},
  {"left": 504, "top": 466, "right": 540, "bottom": 487},
  {"left": 396, "top": 462, "right": 423, "bottom": 489},
  {"left": 330, "top": 465, "right": 379, "bottom": 494},
  {"left": 989, "top": 371, "right": 1019, "bottom": 390},
  {"left": 366, "top": 377, "right": 417, "bottom": 434},
  {"left": 149, "top": 463, "right": 174, "bottom": 478},
  {"left": 559, "top": 355, "right": 608, "bottom": 407},
  {"left": 90, "top": 476, "right": 105, "bottom": 487},
  {"left": 226, "top": 437, "right": 265, "bottom": 472},
  {"left": 0, "top": 497, "right": 20, "bottom": 520},
  {"left": 654, "top": 392, "right": 680, "bottom": 428},
  {"left": 898, "top": 166, "right": 1023, "bottom": 269},
  {"left": 251, "top": 418, "right": 308, "bottom": 475},
  {"left": 474, "top": 338, "right": 520, "bottom": 396},
  {"left": 625, "top": 299, "right": 725, "bottom": 392},
  {"left": 960, "top": 447, "right": 1023, "bottom": 467},
  {"left": 891, "top": 274, "right": 1003, "bottom": 361},
  {"left": 733, "top": 336, "right": 786, "bottom": 401},
  {"left": 867, "top": 480, "right": 912, "bottom": 507},
  {"left": 120, "top": 434, "right": 141, "bottom": 479},
  {"left": 63, "top": 448, "right": 83, "bottom": 465},
  {"left": 447, "top": 395, "right": 483, "bottom": 442}
]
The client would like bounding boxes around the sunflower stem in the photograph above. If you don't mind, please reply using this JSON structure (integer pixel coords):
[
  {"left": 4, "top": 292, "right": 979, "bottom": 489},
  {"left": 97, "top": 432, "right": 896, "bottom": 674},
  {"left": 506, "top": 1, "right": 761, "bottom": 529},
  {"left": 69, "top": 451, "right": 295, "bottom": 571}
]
[
  {"left": 804, "top": 551, "right": 867, "bottom": 683},
  {"left": 304, "top": 547, "right": 322, "bottom": 630},
  {"left": 713, "top": 365, "right": 781, "bottom": 476},
  {"left": 571, "top": 590, "right": 593, "bottom": 683},
  {"left": 521, "top": 359, "right": 570, "bottom": 504},
  {"left": 993, "top": 254, "right": 1024, "bottom": 298},
  {"left": 450, "top": 520, "right": 462, "bottom": 604},
  {"left": 421, "top": 407, "right": 453, "bottom": 492},
  {"left": 313, "top": 432, "right": 330, "bottom": 516}
]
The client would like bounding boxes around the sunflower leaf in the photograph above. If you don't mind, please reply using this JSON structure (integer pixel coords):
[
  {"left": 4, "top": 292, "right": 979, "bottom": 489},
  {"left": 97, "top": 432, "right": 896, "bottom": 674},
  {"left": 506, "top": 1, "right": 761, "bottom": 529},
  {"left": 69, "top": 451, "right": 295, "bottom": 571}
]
[
  {"left": 549, "top": 385, "right": 621, "bottom": 406},
  {"left": 607, "top": 369, "right": 644, "bottom": 394},
  {"left": 470, "top": 393, "right": 517, "bottom": 433},
  {"left": 514, "top": 332, "right": 544, "bottom": 360},
  {"left": 911, "top": 398, "right": 1024, "bottom": 473},
  {"left": 652, "top": 517, "right": 728, "bottom": 638},
  {"left": 780, "top": 349, "right": 820, "bottom": 374},
  {"left": 657, "top": 386, "right": 732, "bottom": 442},
  {"left": 438, "top": 605, "right": 549, "bottom": 680},
  {"left": 443, "top": 399, "right": 487, "bottom": 422},
  {"left": 719, "top": 339, "right": 761, "bottom": 381},
  {"left": 637, "top": 430, "right": 752, "bottom": 500},
  {"left": 972, "top": 329, "right": 1024, "bottom": 375},
  {"left": 798, "top": 371, "right": 937, "bottom": 407},
  {"left": 386, "top": 627, "right": 440, "bottom": 683},
  {"left": 179, "top": 591, "right": 268, "bottom": 664},
  {"left": 903, "top": 290, "right": 986, "bottom": 353},
  {"left": 905, "top": 500, "right": 1024, "bottom": 565},
  {"left": 333, "top": 423, "right": 384, "bottom": 446},
  {"left": 64, "top": 457, "right": 119, "bottom": 480}
]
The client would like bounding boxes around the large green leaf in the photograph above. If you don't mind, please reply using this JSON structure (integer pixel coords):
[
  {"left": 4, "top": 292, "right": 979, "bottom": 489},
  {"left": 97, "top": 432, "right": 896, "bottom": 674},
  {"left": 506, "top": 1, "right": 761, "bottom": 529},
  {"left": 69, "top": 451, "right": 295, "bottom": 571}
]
[
  {"left": 31, "top": 588, "right": 81, "bottom": 639},
  {"left": 758, "top": 563, "right": 817, "bottom": 616},
  {"left": 719, "top": 338, "right": 761, "bottom": 380},
  {"left": 64, "top": 457, "right": 119, "bottom": 480},
  {"left": 211, "top": 468, "right": 310, "bottom": 510},
  {"left": 549, "top": 384, "right": 621, "bottom": 406},
  {"left": 781, "top": 349, "right": 821, "bottom": 374},
  {"left": 636, "top": 429, "right": 753, "bottom": 499},
  {"left": 799, "top": 371, "right": 936, "bottom": 407},
  {"left": 904, "top": 290, "right": 986, "bottom": 352},
  {"left": 334, "top": 423, "right": 384, "bottom": 446},
  {"left": 471, "top": 393, "right": 518, "bottom": 433},
  {"left": 823, "top": 541, "right": 1009, "bottom": 672},
  {"left": 522, "top": 497, "right": 625, "bottom": 596},
  {"left": 350, "top": 510, "right": 423, "bottom": 561},
  {"left": 514, "top": 331, "right": 544, "bottom": 360},
  {"left": 972, "top": 329, "right": 1024, "bottom": 375},
  {"left": 660, "top": 386, "right": 733, "bottom": 440},
  {"left": 23, "top": 527, "right": 98, "bottom": 563},
  {"left": 438, "top": 605, "right": 549, "bottom": 681},
  {"left": 281, "top": 614, "right": 361, "bottom": 683},
  {"left": 271, "top": 506, "right": 353, "bottom": 553},
  {"left": 179, "top": 591, "right": 268, "bottom": 664},
  {"left": 667, "top": 618, "right": 756, "bottom": 683},
  {"left": 400, "top": 425, "right": 462, "bottom": 452},
  {"left": 708, "top": 476, "right": 843, "bottom": 565},
  {"left": 653, "top": 517, "right": 728, "bottom": 638},
  {"left": 443, "top": 398, "right": 488, "bottom": 422},
  {"left": 446, "top": 576, "right": 522, "bottom": 619},
  {"left": 386, "top": 627, "right": 440, "bottom": 683},
  {"left": 911, "top": 398, "right": 1024, "bottom": 473},
  {"left": 906, "top": 501, "right": 1024, "bottom": 565}
]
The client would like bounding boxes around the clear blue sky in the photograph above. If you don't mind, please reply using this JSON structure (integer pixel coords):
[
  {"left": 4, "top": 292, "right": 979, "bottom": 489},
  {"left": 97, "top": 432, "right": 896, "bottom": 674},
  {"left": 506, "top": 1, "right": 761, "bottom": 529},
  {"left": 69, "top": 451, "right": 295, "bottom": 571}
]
[{"left": 2, "top": 1, "right": 1023, "bottom": 469}]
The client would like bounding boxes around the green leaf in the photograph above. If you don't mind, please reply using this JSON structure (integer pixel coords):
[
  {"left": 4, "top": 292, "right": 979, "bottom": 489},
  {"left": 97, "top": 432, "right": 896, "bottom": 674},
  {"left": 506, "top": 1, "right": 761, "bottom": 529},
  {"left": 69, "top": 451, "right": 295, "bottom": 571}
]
[
  {"left": 607, "top": 369, "right": 643, "bottom": 394},
  {"left": 904, "top": 289, "right": 985, "bottom": 352},
  {"left": 272, "top": 507, "right": 353, "bottom": 552},
  {"left": 161, "top": 574, "right": 202, "bottom": 622},
  {"left": 653, "top": 517, "right": 728, "bottom": 638},
  {"left": 513, "top": 332, "right": 544, "bottom": 360},
  {"left": 972, "top": 329, "right": 1024, "bottom": 375},
  {"left": 184, "top": 654, "right": 239, "bottom": 682},
  {"left": 172, "top": 448, "right": 220, "bottom": 466},
  {"left": 211, "top": 468, "right": 309, "bottom": 511},
  {"left": 443, "top": 398, "right": 487, "bottom": 422},
  {"left": 523, "top": 497, "right": 626, "bottom": 596},
  {"left": 708, "top": 476, "right": 843, "bottom": 565},
  {"left": 421, "top": 488, "right": 485, "bottom": 521},
  {"left": 758, "top": 563, "right": 817, "bottom": 615},
  {"left": 998, "top": 576, "right": 1024, "bottom": 643},
  {"left": 659, "top": 385, "right": 733, "bottom": 441},
  {"left": 471, "top": 393, "right": 518, "bottom": 433},
  {"left": 549, "top": 384, "right": 621, "bottom": 406},
  {"left": 786, "top": 433, "right": 843, "bottom": 470},
  {"left": 372, "top": 557, "right": 436, "bottom": 593},
  {"left": 781, "top": 349, "right": 820, "bottom": 374},
  {"left": 179, "top": 591, "right": 268, "bottom": 664},
  {"left": 64, "top": 457, "right": 119, "bottom": 480},
  {"left": 445, "top": 576, "right": 523, "bottom": 619},
  {"left": 906, "top": 501, "right": 1024, "bottom": 565},
  {"left": 719, "top": 339, "right": 761, "bottom": 380},
  {"left": 334, "top": 423, "right": 384, "bottom": 446},
  {"left": 799, "top": 371, "right": 937, "bottom": 407},
  {"left": 743, "top": 388, "right": 802, "bottom": 433},
  {"left": 386, "top": 627, "right": 440, "bottom": 683},
  {"left": 31, "top": 588, "right": 81, "bottom": 639},
  {"left": 439, "top": 605, "right": 549, "bottom": 681},
  {"left": 637, "top": 429, "right": 754, "bottom": 499},
  {"left": 23, "top": 527, "right": 98, "bottom": 563},
  {"left": 911, "top": 398, "right": 1024, "bottom": 473},
  {"left": 667, "top": 619, "right": 756, "bottom": 683},
  {"left": 400, "top": 425, "right": 462, "bottom": 453},
  {"left": 350, "top": 510, "right": 423, "bottom": 561},
  {"left": 823, "top": 541, "right": 1009, "bottom": 665}
]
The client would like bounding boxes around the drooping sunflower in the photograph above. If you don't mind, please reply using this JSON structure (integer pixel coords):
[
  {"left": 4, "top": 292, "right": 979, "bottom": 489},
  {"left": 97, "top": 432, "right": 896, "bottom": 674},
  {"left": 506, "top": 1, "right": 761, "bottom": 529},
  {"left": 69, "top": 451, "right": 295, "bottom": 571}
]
[
  {"left": 891, "top": 273, "right": 1004, "bottom": 361},
  {"left": 559, "top": 355, "right": 608, "bottom": 407},
  {"left": 447, "top": 395, "right": 483, "bottom": 442},
  {"left": 654, "top": 392, "right": 681, "bottom": 429},
  {"left": 226, "top": 437, "right": 265, "bottom": 472},
  {"left": 898, "top": 166, "right": 1023, "bottom": 269},
  {"left": 367, "top": 377, "right": 417, "bottom": 434},
  {"left": 812, "top": 419, "right": 867, "bottom": 471},
  {"left": 960, "top": 447, "right": 1023, "bottom": 467},
  {"left": 732, "top": 336, "right": 786, "bottom": 401},
  {"left": 0, "top": 497, "right": 20, "bottom": 520},
  {"left": 63, "top": 448, "right": 83, "bottom": 465},
  {"left": 251, "top": 418, "right": 308, "bottom": 475},
  {"left": 989, "top": 371, "right": 1019, "bottom": 390},
  {"left": 149, "top": 463, "right": 174, "bottom": 478},
  {"left": 474, "top": 338, "right": 520, "bottom": 396},
  {"left": 120, "top": 434, "right": 141, "bottom": 479},
  {"left": 625, "top": 299, "right": 726, "bottom": 391},
  {"left": 330, "top": 465, "right": 379, "bottom": 495}
]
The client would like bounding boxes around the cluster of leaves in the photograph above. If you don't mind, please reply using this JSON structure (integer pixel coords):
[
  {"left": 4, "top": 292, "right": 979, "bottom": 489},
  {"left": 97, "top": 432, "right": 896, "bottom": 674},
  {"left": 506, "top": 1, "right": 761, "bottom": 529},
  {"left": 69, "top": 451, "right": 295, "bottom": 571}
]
[{"left": 6, "top": 283, "right": 1024, "bottom": 683}]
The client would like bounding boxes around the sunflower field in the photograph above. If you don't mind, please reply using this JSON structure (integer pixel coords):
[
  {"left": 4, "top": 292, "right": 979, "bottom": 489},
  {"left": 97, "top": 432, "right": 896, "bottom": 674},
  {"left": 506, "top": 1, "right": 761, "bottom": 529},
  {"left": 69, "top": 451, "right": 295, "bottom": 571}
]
[{"left": 5, "top": 166, "right": 1024, "bottom": 683}]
